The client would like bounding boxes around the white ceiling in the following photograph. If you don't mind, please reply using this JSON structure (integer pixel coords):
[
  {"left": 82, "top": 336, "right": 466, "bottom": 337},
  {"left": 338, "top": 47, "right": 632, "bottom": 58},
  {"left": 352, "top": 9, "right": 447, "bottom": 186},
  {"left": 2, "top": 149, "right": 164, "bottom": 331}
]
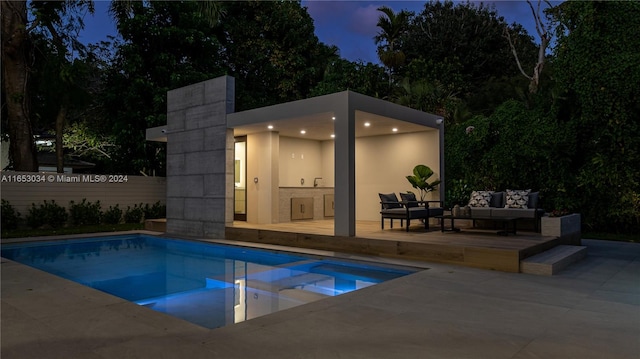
[{"left": 231, "top": 111, "right": 431, "bottom": 141}]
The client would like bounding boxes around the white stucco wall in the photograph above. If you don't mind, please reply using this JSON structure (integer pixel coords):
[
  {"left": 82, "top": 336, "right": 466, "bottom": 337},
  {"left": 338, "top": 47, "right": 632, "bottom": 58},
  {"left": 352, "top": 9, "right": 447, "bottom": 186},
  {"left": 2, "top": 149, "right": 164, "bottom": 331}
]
[
  {"left": 246, "top": 131, "right": 279, "bottom": 224},
  {"left": 278, "top": 136, "right": 323, "bottom": 187},
  {"left": 355, "top": 130, "right": 441, "bottom": 221}
]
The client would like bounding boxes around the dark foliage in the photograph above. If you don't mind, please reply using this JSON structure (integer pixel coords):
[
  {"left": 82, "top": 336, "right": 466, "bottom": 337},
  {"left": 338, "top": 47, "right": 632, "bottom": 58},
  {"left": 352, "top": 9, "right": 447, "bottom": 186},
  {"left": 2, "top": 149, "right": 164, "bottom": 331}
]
[
  {"left": 26, "top": 200, "right": 68, "bottom": 229},
  {"left": 69, "top": 199, "right": 102, "bottom": 225},
  {"left": 1, "top": 199, "right": 21, "bottom": 230},
  {"left": 102, "top": 205, "right": 123, "bottom": 225}
]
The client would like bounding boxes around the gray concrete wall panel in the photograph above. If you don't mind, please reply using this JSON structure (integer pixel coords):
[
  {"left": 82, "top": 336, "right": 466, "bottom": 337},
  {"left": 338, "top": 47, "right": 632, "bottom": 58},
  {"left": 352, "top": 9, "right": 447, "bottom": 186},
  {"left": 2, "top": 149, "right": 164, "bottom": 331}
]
[
  {"left": 203, "top": 125, "right": 228, "bottom": 151},
  {"left": 204, "top": 77, "right": 235, "bottom": 107},
  {"left": 184, "top": 198, "right": 225, "bottom": 222},
  {"left": 166, "top": 154, "right": 185, "bottom": 174},
  {"left": 167, "top": 219, "right": 204, "bottom": 237},
  {"left": 166, "top": 130, "right": 204, "bottom": 155},
  {"left": 167, "top": 82, "right": 205, "bottom": 112},
  {"left": 166, "top": 109, "right": 186, "bottom": 132},
  {"left": 203, "top": 222, "right": 226, "bottom": 238},
  {"left": 185, "top": 103, "right": 227, "bottom": 130},
  {"left": 167, "top": 175, "right": 204, "bottom": 198},
  {"left": 166, "top": 75, "right": 234, "bottom": 239},
  {"left": 203, "top": 174, "right": 226, "bottom": 197},
  {"left": 165, "top": 197, "right": 184, "bottom": 219},
  {"left": 184, "top": 151, "right": 225, "bottom": 175}
]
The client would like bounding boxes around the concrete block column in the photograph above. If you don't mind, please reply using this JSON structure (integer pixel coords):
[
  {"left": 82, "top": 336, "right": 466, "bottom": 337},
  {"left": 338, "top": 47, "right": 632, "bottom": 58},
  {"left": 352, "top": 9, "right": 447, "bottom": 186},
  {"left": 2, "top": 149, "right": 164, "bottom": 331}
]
[{"left": 166, "top": 76, "right": 235, "bottom": 238}]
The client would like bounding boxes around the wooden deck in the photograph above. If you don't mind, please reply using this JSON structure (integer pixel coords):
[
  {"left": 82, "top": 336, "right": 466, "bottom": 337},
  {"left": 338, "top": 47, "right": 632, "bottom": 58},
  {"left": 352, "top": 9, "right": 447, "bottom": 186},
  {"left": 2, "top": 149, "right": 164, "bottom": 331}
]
[{"left": 226, "top": 219, "right": 563, "bottom": 273}]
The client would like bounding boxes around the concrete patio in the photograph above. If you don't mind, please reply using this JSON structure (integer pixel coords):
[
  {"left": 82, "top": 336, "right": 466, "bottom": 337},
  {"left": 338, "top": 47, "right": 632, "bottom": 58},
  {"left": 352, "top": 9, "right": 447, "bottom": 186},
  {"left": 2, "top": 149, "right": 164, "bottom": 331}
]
[{"left": 1, "top": 237, "right": 638, "bottom": 358}]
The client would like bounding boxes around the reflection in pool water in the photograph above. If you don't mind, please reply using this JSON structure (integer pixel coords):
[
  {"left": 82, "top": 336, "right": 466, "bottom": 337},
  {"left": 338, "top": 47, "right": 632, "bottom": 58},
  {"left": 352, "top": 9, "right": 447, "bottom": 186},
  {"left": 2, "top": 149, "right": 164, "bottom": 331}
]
[{"left": 1, "top": 235, "right": 418, "bottom": 329}]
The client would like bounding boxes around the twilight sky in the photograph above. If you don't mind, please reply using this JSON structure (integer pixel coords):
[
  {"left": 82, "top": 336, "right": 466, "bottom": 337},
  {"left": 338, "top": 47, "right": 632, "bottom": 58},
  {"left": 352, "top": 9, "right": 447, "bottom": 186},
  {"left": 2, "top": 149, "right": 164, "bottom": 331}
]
[{"left": 79, "top": 0, "right": 548, "bottom": 64}]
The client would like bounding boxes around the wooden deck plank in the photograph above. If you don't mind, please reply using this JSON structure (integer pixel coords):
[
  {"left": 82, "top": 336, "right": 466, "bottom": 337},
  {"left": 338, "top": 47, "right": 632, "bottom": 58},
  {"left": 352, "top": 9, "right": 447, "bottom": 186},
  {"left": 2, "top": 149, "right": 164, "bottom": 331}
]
[{"left": 227, "top": 220, "right": 558, "bottom": 272}]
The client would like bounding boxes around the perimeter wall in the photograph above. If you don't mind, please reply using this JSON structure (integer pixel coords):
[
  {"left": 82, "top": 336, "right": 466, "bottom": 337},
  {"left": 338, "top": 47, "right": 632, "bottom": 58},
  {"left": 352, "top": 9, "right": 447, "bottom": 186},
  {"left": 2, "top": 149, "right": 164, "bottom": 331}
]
[{"left": 0, "top": 171, "right": 166, "bottom": 214}]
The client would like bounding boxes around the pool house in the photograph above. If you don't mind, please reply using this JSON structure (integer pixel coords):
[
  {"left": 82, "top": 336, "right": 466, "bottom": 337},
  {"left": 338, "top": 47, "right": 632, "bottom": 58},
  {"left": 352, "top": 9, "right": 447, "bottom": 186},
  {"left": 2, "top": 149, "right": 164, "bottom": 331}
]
[{"left": 147, "top": 75, "right": 445, "bottom": 239}]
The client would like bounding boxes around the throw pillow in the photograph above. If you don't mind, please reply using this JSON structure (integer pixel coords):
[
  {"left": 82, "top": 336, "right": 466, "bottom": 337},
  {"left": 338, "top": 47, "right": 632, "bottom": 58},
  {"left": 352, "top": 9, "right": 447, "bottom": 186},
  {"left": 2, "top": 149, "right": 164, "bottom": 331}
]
[
  {"left": 400, "top": 192, "right": 419, "bottom": 208},
  {"left": 379, "top": 193, "right": 402, "bottom": 209},
  {"left": 504, "top": 189, "right": 531, "bottom": 209},
  {"left": 468, "top": 190, "right": 493, "bottom": 207}
]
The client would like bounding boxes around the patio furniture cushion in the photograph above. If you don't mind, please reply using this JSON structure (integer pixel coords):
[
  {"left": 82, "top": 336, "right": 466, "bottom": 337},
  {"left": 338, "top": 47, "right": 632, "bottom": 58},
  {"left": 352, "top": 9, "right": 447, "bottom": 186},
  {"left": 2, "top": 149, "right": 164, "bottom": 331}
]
[
  {"left": 490, "top": 191, "right": 505, "bottom": 208},
  {"left": 470, "top": 207, "right": 492, "bottom": 217},
  {"left": 379, "top": 193, "right": 402, "bottom": 209},
  {"left": 528, "top": 192, "right": 539, "bottom": 209},
  {"left": 468, "top": 190, "right": 493, "bottom": 207},
  {"left": 492, "top": 208, "right": 537, "bottom": 219},
  {"left": 504, "top": 189, "right": 531, "bottom": 209},
  {"left": 400, "top": 192, "right": 419, "bottom": 207}
]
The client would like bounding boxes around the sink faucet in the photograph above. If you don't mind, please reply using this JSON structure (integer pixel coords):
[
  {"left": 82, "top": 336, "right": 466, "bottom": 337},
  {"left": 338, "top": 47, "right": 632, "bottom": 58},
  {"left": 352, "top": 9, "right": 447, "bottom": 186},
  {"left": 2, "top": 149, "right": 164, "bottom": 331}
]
[{"left": 314, "top": 177, "right": 322, "bottom": 187}]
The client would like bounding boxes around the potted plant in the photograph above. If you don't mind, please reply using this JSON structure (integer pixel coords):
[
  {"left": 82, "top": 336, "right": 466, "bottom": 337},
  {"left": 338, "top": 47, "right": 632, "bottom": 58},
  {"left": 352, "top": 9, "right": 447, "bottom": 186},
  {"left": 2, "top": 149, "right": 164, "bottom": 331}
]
[{"left": 406, "top": 164, "right": 441, "bottom": 201}]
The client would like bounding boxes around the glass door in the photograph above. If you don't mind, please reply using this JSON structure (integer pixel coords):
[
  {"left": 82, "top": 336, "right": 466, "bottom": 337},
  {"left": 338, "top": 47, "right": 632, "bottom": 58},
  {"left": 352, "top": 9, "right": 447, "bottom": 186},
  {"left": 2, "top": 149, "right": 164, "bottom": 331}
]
[{"left": 234, "top": 137, "right": 247, "bottom": 221}]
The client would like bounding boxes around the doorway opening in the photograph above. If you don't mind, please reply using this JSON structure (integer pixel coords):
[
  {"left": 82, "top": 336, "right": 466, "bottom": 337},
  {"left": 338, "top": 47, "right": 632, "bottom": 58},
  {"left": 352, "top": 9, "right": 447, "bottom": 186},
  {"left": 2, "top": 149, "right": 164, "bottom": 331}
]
[{"left": 234, "top": 137, "right": 247, "bottom": 221}]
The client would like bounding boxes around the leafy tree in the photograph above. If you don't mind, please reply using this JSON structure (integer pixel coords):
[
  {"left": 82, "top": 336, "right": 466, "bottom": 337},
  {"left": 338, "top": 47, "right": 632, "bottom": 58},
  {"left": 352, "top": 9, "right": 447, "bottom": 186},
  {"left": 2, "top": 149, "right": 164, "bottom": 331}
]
[
  {"left": 2, "top": 0, "right": 96, "bottom": 172},
  {"left": 549, "top": 0, "right": 640, "bottom": 233},
  {"left": 374, "top": 6, "right": 411, "bottom": 92},
  {"left": 30, "top": 12, "right": 97, "bottom": 172},
  {"left": 504, "top": 0, "right": 554, "bottom": 93},
  {"left": 309, "top": 58, "right": 387, "bottom": 98},
  {"left": 217, "top": 0, "right": 336, "bottom": 111},
  {"left": 2, "top": 1, "right": 42, "bottom": 171},
  {"left": 445, "top": 100, "right": 576, "bottom": 209},
  {"left": 62, "top": 122, "right": 115, "bottom": 163},
  {"left": 103, "top": 1, "right": 225, "bottom": 175},
  {"left": 101, "top": 0, "right": 336, "bottom": 174},
  {"left": 401, "top": 1, "right": 538, "bottom": 115}
]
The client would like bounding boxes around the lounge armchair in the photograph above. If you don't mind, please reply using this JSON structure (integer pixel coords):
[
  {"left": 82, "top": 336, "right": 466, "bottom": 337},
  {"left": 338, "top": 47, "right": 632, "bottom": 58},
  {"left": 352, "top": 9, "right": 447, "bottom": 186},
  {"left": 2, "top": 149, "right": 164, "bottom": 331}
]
[{"left": 379, "top": 192, "right": 444, "bottom": 232}]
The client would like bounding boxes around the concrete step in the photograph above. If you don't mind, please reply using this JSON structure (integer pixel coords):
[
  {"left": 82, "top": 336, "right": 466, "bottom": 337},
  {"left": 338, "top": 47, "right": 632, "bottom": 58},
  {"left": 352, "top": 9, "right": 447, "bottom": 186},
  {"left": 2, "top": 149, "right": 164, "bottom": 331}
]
[{"left": 521, "top": 245, "right": 587, "bottom": 275}]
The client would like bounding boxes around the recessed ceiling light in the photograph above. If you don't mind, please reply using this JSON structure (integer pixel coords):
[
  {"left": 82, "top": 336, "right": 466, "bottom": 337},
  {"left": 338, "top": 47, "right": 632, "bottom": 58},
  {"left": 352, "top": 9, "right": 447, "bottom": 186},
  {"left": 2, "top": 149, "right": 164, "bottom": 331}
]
[
  {"left": 331, "top": 116, "right": 336, "bottom": 120},
  {"left": 267, "top": 125, "right": 273, "bottom": 130},
  {"left": 392, "top": 128, "right": 398, "bottom": 132},
  {"left": 330, "top": 134, "right": 335, "bottom": 138},
  {"left": 300, "top": 130, "right": 306, "bottom": 134},
  {"left": 364, "top": 122, "right": 371, "bottom": 127}
]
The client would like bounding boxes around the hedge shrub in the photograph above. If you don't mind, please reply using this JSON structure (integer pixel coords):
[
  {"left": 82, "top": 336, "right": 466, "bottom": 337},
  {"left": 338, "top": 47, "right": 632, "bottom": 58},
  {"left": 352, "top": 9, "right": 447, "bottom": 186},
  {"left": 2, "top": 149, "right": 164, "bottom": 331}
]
[
  {"left": 69, "top": 199, "right": 102, "bottom": 226},
  {"left": 26, "top": 200, "right": 68, "bottom": 229},
  {"left": 1, "top": 199, "right": 20, "bottom": 230}
]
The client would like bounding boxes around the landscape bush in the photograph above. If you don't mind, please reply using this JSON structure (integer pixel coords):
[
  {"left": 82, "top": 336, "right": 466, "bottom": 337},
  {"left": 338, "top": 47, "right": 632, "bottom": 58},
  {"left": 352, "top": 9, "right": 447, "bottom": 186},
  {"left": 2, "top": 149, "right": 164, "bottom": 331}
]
[
  {"left": 69, "top": 199, "right": 102, "bottom": 226},
  {"left": 102, "top": 205, "right": 123, "bottom": 225},
  {"left": 26, "top": 200, "right": 68, "bottom": 229},
  {"left": 1, "top": 199, "right": 21, "bottom": 230},
  {"left": 7, "top": 199, "right": 165, "bottom": 231},
  {"left": 124, "top": 203, "right": 144, "bottom": 223},
  {"left": 143, "top": 201, "right": 166, "bottom": 219}
]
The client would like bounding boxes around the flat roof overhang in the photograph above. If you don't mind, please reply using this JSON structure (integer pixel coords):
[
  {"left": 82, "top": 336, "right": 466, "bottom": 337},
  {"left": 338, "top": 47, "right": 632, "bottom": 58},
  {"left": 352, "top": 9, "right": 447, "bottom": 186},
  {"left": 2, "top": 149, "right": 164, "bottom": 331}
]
[
  {"left": 146, "top": 91, "right": 443, "bottom": 141},
  {"left": 227, "top": 90, "right": 443, "bottom": 139},
  {"left": 146, "top": 126, "right": 167, "bottom": 142}
]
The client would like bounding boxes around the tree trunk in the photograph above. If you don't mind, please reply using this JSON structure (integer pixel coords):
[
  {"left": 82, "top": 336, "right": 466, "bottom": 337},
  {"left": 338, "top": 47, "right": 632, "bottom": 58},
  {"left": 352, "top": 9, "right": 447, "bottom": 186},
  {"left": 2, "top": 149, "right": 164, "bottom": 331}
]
[
  {"left": 1, "top": 1, "right": 38, "bottom": 171},
  {"left": 55, "top": 105, "right": 68, "bottom": 173}
]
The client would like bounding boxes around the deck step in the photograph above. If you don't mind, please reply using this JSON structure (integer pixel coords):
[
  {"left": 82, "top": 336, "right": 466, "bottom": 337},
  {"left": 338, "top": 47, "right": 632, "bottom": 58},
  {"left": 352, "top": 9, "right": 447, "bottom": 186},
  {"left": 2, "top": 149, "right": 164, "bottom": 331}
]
[{"left": 521, "top": 245, "right": 587, "bottom": 275}]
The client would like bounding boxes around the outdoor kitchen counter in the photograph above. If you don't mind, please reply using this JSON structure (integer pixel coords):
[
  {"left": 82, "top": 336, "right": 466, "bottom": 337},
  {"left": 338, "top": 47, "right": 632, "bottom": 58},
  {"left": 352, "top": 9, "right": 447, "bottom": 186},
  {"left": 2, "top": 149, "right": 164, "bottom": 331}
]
[{"left": 279, "top": 187, "right": 334, "bottom": 222}]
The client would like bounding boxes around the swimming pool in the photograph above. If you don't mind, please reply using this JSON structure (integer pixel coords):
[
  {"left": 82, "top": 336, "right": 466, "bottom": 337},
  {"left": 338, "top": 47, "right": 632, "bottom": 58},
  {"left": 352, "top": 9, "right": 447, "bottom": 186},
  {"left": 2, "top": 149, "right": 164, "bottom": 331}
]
[{"left": 1, "top": 234, "right": 418, "bottom": 329}]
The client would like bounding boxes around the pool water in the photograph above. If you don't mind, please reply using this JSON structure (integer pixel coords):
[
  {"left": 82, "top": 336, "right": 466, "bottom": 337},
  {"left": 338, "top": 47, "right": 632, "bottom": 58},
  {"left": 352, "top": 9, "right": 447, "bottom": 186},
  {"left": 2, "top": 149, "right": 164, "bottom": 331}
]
[{"left": 1, "top": 235, "right": 418, "bottom": 329}]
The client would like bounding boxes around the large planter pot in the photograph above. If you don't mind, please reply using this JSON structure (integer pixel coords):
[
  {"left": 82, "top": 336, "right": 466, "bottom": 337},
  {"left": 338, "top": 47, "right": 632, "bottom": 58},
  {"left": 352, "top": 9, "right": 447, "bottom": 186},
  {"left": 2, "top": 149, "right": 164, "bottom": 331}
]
[{"left": 541, "top": 213, "right": 581, "bottom": 245}]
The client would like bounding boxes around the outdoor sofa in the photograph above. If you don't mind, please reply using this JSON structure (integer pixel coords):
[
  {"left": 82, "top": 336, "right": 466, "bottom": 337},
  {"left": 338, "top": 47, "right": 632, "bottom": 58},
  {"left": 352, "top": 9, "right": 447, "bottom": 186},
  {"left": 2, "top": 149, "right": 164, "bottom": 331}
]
[{"left": 466, "top": 190, "right": 544, "bottom": 232}]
